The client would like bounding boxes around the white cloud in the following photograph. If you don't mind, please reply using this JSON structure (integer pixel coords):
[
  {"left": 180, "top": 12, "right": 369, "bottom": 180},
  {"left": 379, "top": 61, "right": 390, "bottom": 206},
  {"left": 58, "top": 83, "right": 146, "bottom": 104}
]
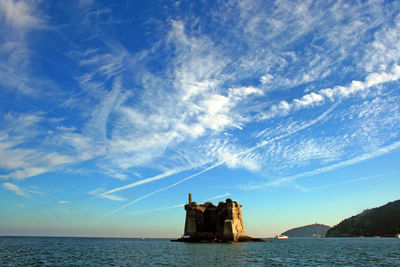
[
  {"left": 46, "top": 3, "right": 400, "bottom": 186},
  {"left": 0, "top": 0, "right": 48, "bottom": 96},
  {"left": 88, "top": 188, "right": 127, "bottom": 202},
  {"left": 2, "top": 112, "right": 43, "bottom": 136},
  {"left": 0, "top": 1, "right": 377, "bottom": 215},
  {"left": 77, "top": 44, "right": 128, "bottom": 98},
  {"left": 262, "top": 65, "right": 400, "bottom": 120},
  {"left": 264, "top": 137, "right": 344, "bottom": 171},
  {"left": 260, "top": 74, "right": 273, "bottom": 84},
  {"left": 0, "top": 0, "right": 42, "bottom": 30},
  {"left": 100, "top": 194, "right": 127, "bottom": 202},
  {"left": 229, "top": 86, "right": 264, "bottom": 98},
  {"left": 2, "top": 182, "right": 26, "bottom": 196},
  {"left": 56, "top": 126, "right": 76, "bottom": 132},
  {"left": 206, "top": 140, "right": 262, "bottom": 172},
  {"left": 362, "top": 14, "right": 400, "bottom": 73},
  {"left": 84, "top": 78, "right": 125, "bottom": 140},
  {"left": 240, "top": 140, "right": 400, "bottom": 190},
  {"left": 168, "top": 20, "right": 226, "bottom": 101},
  {"left": 1, "top": 1, "right": 400, "bottom": 215},
  {"left": 105, "top": 105, "right": 339, "bottom": 215},
  {"left": 365, "top": 65, "right": 400, "bottom": 87},
  {"left": 255, "top": 91, "right": 400, "bottom": 180},
  {"left": 58, "top": 19, "right": 271, "bottom": 176},
  {"left": 0, "top": 119, "right": 77, "bottom": 180},
  {"left": 0, "top": 167, "right": 47, "bottom": 180}
]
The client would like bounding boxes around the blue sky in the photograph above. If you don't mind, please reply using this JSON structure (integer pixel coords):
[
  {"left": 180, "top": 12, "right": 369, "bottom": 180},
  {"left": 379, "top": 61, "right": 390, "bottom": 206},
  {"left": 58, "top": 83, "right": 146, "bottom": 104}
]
[{"left": 1, "top": 0, "right": 400, "bottom": 238}]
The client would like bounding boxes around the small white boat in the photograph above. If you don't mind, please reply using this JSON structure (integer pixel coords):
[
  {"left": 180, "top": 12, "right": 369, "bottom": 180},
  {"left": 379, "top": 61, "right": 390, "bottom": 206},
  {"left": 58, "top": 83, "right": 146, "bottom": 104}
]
[
  {"left": 274, "top": 235, "right": 288, "bottom": 239},
  {"left": 312, "top": 234, "right": 321, "bottom": 238},
  {"left": 396, "top": 234, "right": 400, "bottom": 238}
]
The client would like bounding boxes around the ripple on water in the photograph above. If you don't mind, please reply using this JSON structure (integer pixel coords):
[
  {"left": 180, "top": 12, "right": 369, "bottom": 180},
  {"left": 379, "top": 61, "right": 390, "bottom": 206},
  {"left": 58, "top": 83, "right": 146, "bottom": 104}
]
[{"left": 1, "top": 237, "right": 400, "bottom": 266}]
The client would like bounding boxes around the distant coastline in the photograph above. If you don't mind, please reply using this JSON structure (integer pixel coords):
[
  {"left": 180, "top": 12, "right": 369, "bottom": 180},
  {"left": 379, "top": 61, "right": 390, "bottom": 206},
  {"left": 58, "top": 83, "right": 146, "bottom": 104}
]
[
  {"left": 0, "top": 235, "right": 174, "bottom": 239},
  {"left": 327, "top": 200, "right": 400, "bottom": 237},
  {"left": 281, "top": 223, "right": 330, "bottom": 238}
]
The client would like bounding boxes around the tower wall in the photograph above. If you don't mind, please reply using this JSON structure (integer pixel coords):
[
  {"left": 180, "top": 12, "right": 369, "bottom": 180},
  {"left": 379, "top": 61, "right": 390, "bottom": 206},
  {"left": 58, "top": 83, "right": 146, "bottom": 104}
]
[{"left": 183, "top": 194, "right": 246, "bottom": 241}]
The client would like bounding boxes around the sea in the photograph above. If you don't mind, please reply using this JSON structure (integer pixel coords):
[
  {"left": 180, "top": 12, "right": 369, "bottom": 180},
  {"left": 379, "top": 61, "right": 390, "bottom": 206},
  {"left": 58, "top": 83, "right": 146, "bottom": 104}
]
[{"left": 1, "top": 236, "right": 400, "bottom": 266}]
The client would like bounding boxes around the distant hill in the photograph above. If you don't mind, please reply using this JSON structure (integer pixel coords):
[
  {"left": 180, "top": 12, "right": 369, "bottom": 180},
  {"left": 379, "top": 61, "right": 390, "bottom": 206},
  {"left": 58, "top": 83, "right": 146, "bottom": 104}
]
[
  {"left": 326, "top": 200, "right": 400, "bottom": 237},
  {"left": 281, "top": 223, "right": 331, "bottom": 237}
]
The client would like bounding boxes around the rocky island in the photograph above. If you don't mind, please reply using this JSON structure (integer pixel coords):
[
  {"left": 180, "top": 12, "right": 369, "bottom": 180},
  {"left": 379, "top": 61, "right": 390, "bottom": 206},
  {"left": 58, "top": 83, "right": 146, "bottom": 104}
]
[
  {"left": 327, "top": 200, "right": 400, "bottom": 237},
  {"left": 172, "top": 193, "right": 264, "bottom": 243}
]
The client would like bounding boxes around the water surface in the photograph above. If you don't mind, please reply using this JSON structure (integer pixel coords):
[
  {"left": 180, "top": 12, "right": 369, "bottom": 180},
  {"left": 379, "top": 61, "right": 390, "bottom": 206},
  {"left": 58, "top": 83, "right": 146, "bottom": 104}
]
[{"left": 1, "top": 237, "right": 399, "bottom": 266}]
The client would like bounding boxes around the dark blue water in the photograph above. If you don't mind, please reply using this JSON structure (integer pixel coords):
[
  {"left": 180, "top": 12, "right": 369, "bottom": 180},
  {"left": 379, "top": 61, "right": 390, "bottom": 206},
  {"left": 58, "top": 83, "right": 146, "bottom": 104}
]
[{"left": 1, "top": 237, "right": 400, "bottom": 266}]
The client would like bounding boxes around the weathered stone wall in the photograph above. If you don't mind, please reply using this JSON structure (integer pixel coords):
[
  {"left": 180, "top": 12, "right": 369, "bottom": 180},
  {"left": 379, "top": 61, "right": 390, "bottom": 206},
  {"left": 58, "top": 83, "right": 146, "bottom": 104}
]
[{"left": 183, "top": 194, "right": 246, "bottom": 241}]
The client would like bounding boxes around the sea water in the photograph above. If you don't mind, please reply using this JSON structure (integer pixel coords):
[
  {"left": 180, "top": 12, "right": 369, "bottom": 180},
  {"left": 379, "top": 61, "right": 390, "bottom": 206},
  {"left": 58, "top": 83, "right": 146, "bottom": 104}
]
[{"left": 1, "top": 236, "right": 400, "bottom": 266}]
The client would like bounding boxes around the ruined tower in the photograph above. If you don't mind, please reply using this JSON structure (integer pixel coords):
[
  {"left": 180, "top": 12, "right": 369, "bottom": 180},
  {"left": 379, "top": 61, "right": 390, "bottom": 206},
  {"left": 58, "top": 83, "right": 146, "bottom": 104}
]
[{"left": 183, "top": 193, "right": 246, "bottom": 242}]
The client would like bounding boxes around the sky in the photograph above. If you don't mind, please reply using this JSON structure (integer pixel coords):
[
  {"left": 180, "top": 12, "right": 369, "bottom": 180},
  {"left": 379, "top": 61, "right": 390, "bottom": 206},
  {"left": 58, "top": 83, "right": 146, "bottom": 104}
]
[{"left": 0, "top": 0, "right": 400, "bottom": 238}]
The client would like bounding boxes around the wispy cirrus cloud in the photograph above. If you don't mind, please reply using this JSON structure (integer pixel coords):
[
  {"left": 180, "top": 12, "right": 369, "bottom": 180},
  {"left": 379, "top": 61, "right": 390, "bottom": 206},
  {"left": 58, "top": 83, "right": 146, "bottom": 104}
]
[
  {"left": 0, "top": 0, "right": 42, "bottom": 30},
  {"left": 2, "top": 182, "right": 27, "bottom": 197},
  {"left": 0, "top": 113, "right": 77, "bottom": 180},
  {"left": 1, "top": 1, "right": 400, "bottom": 218},
  {"left": 88, "top": 188, "right": 127, "bottom": 202},
  {"left": 240, "top": 140, "right": 400, "bottom": 190},
  {"left": 0, "top": 0, "right": 48, "bottom": 95},
  {"left": 62, "top": 18, "right": 268, "bottom": 181},
  {"left": 362, "top": 13, "right": 400, "bottom": 73},
  {"left": 105, "top": 104, "right": 337, "bottom": 214},
  {"left": 106, "top": 103, "right": 335, "bottom": 195}
]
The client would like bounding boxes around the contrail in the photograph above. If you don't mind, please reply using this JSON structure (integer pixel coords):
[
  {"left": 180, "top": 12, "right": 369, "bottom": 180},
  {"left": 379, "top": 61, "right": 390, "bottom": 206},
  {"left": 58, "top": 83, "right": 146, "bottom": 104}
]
[
  {"left": 300, "top": 172, "right": 399, "bottom": 192},
  {"left": 122, "top": 193, "right": 231, "bottom": 216},
  {"left": 241, "top": 140, "right": 400, "bottom": 190},
  {"left": 105, "top": 104, "right": 337, "bottom": 215},
  {"left": 206, "top": 193, "right": 230, "bottom": 201},
  {"left": 104, "top": 162, "right": 228, "bottom": 216},
  {"left": 123, "top": 204, "right": 186, "bottom": 215},
  {"left": 100, "top": 161, "right": 211, "bottom": 197}
]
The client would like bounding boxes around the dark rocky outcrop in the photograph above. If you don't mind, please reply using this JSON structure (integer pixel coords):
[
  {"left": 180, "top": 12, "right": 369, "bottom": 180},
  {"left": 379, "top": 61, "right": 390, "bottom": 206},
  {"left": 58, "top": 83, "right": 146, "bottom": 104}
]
[
  {"left": 326, "top": 200, "right": 400, "bottom": 237},
  {"left": 281, "top": 223, "right": 331, "bottom": 237}
]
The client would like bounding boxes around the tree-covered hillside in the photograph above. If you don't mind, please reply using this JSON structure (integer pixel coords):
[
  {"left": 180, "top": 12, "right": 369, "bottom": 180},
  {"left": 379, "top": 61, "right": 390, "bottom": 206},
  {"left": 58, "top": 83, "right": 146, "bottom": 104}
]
[{"left": 326, "top": 200, "right": 400, "bottom": 237}]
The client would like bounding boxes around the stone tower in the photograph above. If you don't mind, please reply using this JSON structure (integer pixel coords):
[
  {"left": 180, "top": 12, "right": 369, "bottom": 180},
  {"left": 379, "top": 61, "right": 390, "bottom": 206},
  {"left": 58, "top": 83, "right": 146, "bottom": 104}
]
[{"left": 183, "top": 193, "right": 246, "bottom": 242}]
